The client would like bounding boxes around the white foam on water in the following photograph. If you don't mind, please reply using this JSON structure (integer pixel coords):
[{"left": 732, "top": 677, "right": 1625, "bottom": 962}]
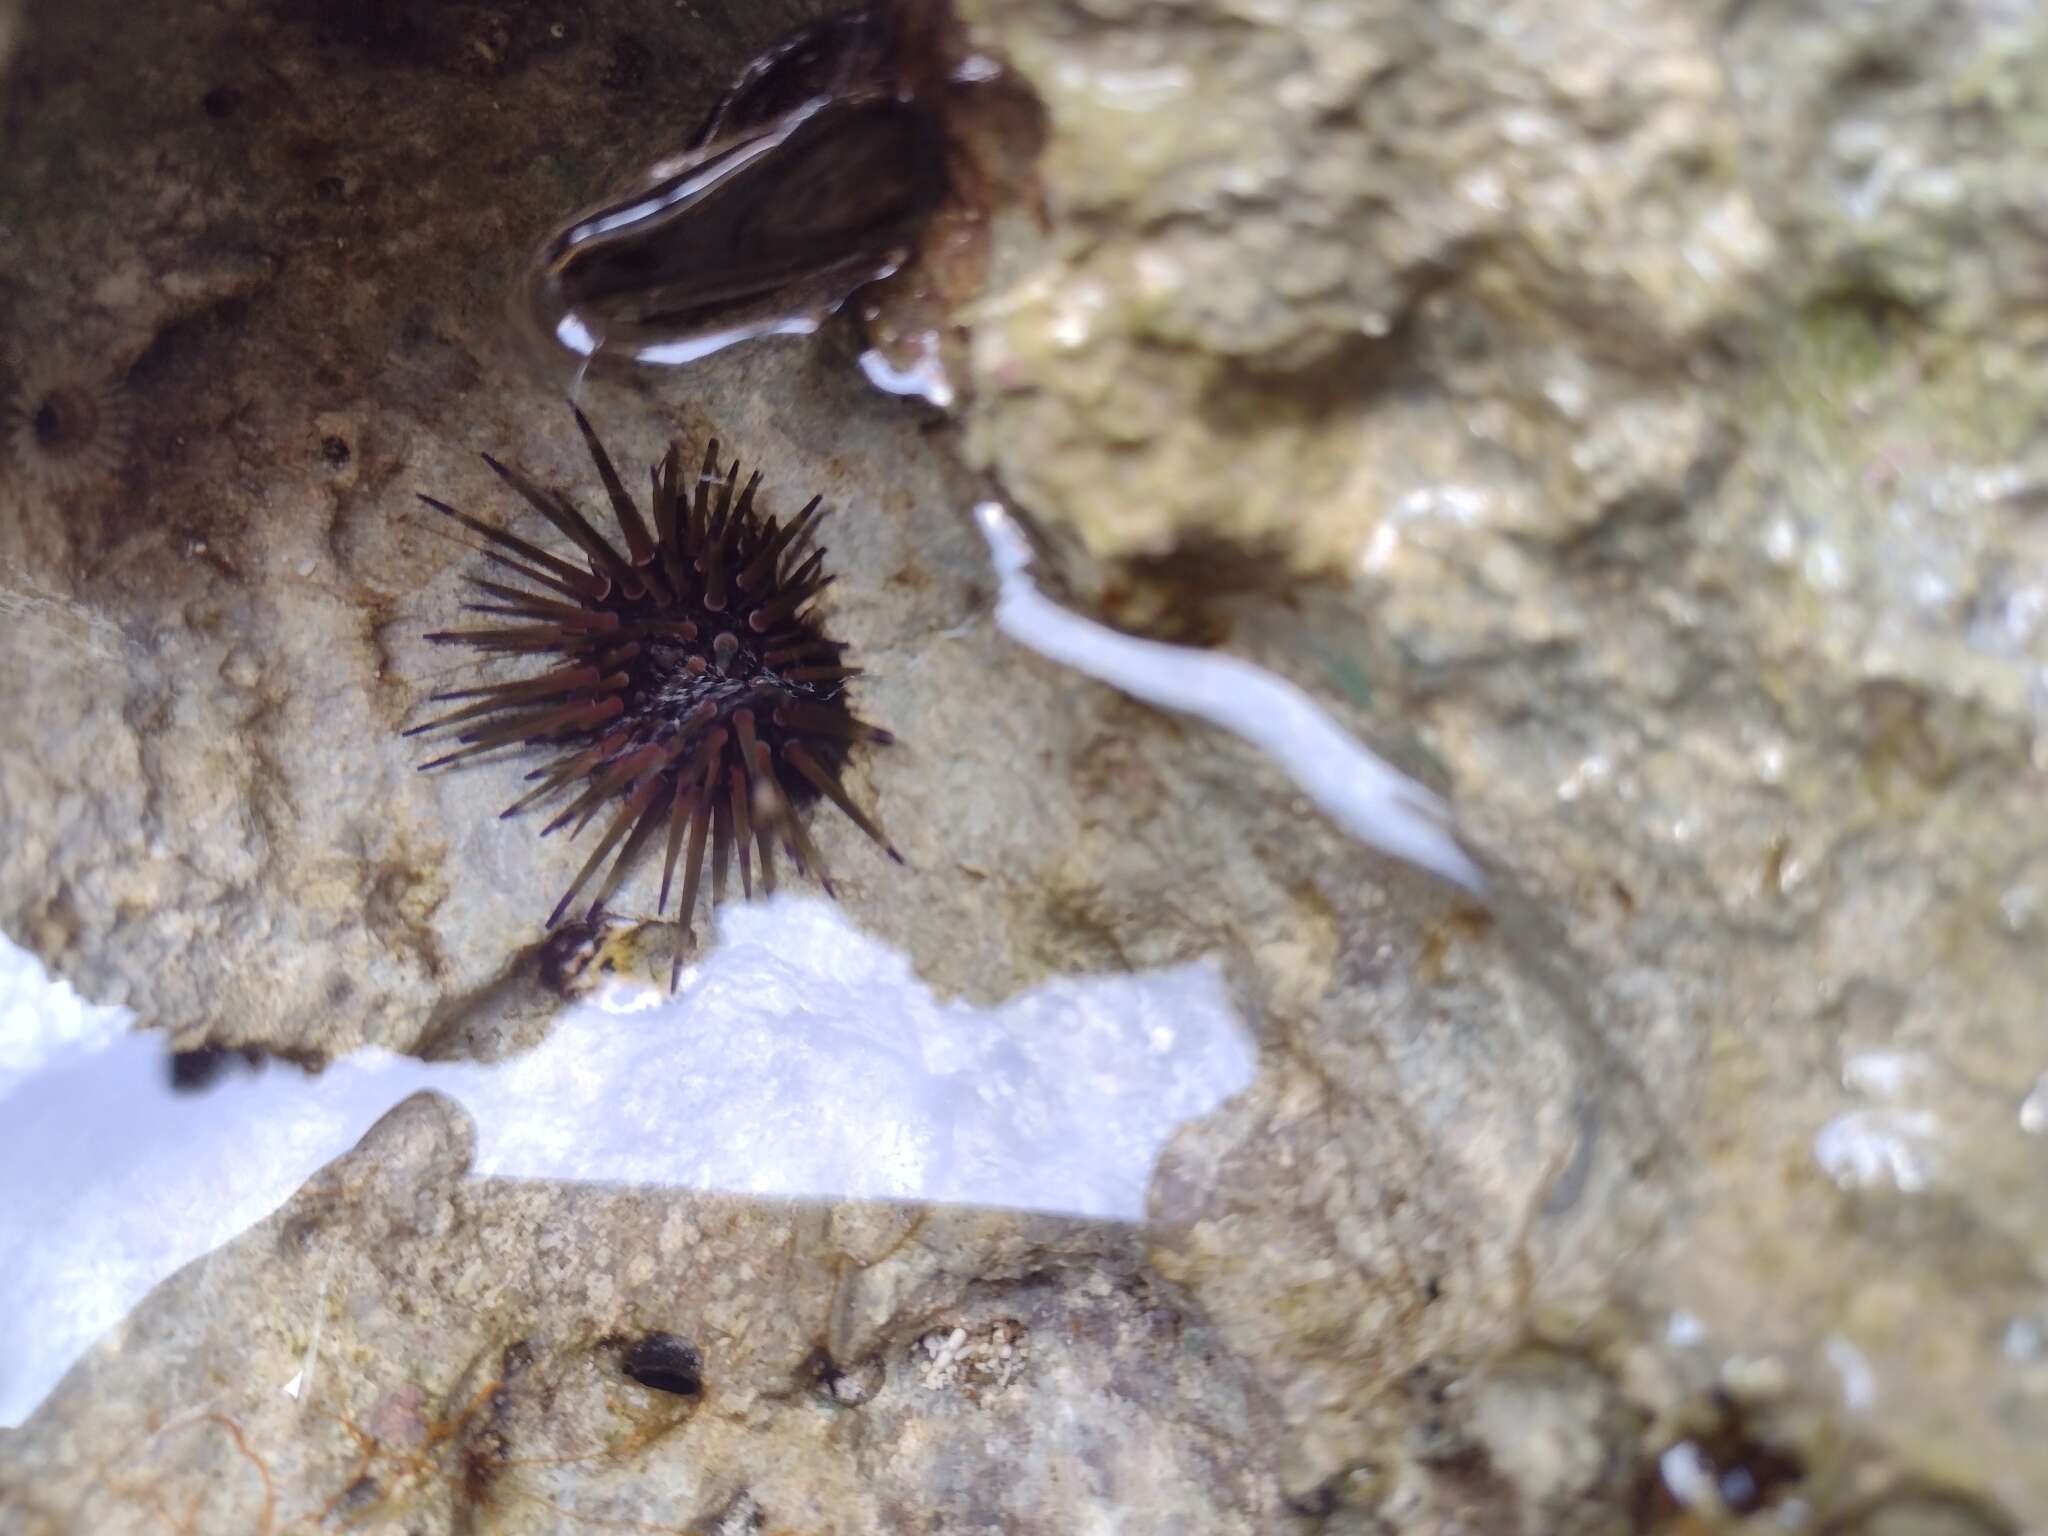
[
  {"left": 0, "top": 900, "right": 1253, "bottom": 1426},
  {"left": 972, "top": 500, "right": 1484, "bottom": 892}
]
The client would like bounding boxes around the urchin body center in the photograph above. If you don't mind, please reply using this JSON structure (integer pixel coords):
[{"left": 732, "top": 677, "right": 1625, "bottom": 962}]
[
  {"left": 633, "top": 628, "right": 847, "bottom": 788},
  {"left": 650, "top": 663, "right": 776, "bottom": 720}
]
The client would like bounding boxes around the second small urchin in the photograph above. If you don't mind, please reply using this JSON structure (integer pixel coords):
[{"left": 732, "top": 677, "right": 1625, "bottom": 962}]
[{"left": 409, "top": 408, "right": 899, "bottom": 985}]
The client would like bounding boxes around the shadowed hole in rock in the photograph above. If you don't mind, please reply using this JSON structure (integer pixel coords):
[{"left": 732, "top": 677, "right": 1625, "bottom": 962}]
[
  {"left": 1631, "top": 1391, "right": 1806, "bottom": 1526},
  {"left": 803, "top": 1346, "right": 883, "bottom": 1407},
  {"left": 621, "top": 1332, "right": 703, "bottom": 1398}
]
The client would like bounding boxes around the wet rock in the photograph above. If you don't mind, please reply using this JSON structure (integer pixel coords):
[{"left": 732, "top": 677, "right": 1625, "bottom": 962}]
[
  {"left": 0, "top": 1099, "right": 1286, "bottom": 1532},
  {"left": 0, "top": 0, "right": 1012, "bottom": 1054},
  {"left": 954, "top": 0, "right": 1772, "bottom": 574},
  {"left": 1834, "top": 1489, "right": 2022, "bottom": 1536},
  {"left": 943, "top": 0, "right": 2048, "bottom": 1525},
  {"left": 1, "top": 0, "right": 2045, "bottom": 1530}
]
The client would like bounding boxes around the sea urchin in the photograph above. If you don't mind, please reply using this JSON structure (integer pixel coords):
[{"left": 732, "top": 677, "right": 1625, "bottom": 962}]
[{"left": 409, "top": 409, "right": 899, "bottom": 985}]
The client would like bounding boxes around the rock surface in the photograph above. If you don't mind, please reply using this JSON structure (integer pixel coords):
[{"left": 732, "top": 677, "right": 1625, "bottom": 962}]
[
  {"left": 951, "top": 0, "right": 2048, "bottom": 1525},
  {"left": 1, "top": 1095, "right": 1288, "bottom": 1534},
  {"left": 1, "top": 0, "right": 2044, "bottom": 1531}
]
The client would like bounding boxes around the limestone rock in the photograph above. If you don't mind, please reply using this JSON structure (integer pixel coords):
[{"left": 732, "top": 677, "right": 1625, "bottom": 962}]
[
  {"left": 0, "top": 1096, "right": 1286, "bottom": 1533},
  {"left": 3, "top": 0, "right": 2046, "bottom": 1529}
]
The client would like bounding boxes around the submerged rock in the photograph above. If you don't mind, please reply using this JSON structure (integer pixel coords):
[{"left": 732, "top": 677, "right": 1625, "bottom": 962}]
[{"left": 2, "top": 0, "right": 2045, "bottom": 1531}]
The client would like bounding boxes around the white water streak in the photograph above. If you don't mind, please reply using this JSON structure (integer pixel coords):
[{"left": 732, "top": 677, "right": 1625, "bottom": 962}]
[{"left": 973, "top": 501, "right": 1484, "bottom": 892}]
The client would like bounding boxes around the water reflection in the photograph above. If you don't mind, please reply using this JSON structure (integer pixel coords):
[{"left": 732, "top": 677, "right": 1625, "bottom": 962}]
[{"left": 0, "top": 897, "right": 1253, "bottom": 1427}]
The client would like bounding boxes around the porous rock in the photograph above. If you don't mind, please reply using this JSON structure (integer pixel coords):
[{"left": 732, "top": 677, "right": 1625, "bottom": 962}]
[
  {"left": 2, "top": 0, "right": 2045, "bottom": 1530},
  {"left": 951, "top": 0, "right": 2048, "bottom": 1525}
]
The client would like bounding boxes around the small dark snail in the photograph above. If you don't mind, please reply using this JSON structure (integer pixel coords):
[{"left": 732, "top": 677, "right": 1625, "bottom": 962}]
[{"left": 523, "top": 4, "right": 959, "bottom": 369}]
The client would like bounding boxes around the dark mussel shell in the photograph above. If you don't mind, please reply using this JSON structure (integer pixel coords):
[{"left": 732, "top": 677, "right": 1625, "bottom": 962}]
[{"left": 524, "top": 4, "right": 953, "bottom": 367}]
